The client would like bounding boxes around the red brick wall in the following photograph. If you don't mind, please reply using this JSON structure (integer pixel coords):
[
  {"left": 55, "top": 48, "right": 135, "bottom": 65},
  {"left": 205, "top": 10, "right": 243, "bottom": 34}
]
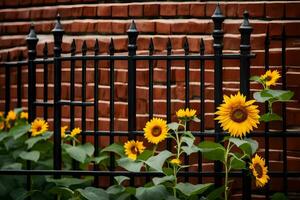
[{"left": 0, "top": 1, "right": 300, "bottom": 197}]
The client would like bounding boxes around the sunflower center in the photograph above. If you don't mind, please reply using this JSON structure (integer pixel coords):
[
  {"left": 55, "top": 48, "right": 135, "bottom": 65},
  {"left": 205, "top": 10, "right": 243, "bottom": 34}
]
[
  {"left": 265, "top": 75, "right": 272, "bottom": 82},
  {"left": 151, "top": 126, "right": 162, "bottom": 137},
  {"left": 254, "top": 163, "right": 263, "bottom": 178},
  {"left": 36, "top": 125, "right": 42, "bottom": 132},
  {"left": 230, "top": 107, "right": 248, "bottom": 123},
  {"left": 130, "top": 146, "right": 139, "bottom": 155}
]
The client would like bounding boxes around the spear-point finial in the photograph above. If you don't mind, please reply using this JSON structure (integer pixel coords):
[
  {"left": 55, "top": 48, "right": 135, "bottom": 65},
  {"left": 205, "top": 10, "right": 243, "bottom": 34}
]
[
  {"left": 200, "top": 38, "right": 205, "bottom": 54},
  {"left": 167, "top": 38, "right": 172, "bottom": 52},
  {"left": 82, "top": 40, "right": 87, "bottom": 53},
  {"left": 149, "top": 38, "right": 154, "bottom": 53},
  {"left": 94, "top": 39, "right": 99, "bottom": 52},
  {"left": 71, "top": 39, "right": 76, "bottom": 53},
  {"left": 43, "top": 42, "right": 48, "bottom": 57},
  {"left": 239, "top": 10, "right": 253, "bottom": 33},
  {"left": 52, "top": 13, "right": 64, "bottom": 33},
  {"left": 183, "top": 37, "right": 189, "bottom": 52},
  {"left": 27, "top": 23, "right": 38, "bottom": 40},
  {"left": 109, "top": 38, "right": 115, "bottom": 54},
  {"left": 212, "top": 3, "right": 224, "bottom": 19},
  {"left": 127, "top": 20, "right": 137, "bottom": 33}
]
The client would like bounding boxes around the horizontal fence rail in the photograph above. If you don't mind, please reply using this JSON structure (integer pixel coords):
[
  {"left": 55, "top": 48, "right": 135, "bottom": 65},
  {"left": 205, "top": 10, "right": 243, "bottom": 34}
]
[{"left": 0, "top": 4, "right": 299, "bottom": 200}]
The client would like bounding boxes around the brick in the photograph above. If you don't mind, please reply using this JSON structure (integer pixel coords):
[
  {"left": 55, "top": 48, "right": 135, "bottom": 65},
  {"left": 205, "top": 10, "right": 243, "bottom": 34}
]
[
  {"left": 129, "top": 4, "right": 143, "bottom": 17},
  {"left": 190, "top": 3, "right": 205, "bottom": 17},
  {"left": 152, "top": 37, "right": 168, "bottom": 52},
  {"left": 83, "top": 6, "right": 97, "bottom": 17},
  {"left": 205, "top": 3, "right": 226, "bottom": 17},
  {"left": 268, "top": 21, "right": 284, "bottom": 37},
  {"left": 137, "top": 37, "right": 151, "bottom": 50},
  {"left": 42, "top": 8, "right": 57, "bottom": 19},
  {"left": 265, "top": 2, "right": 285, "bottom": 19},
  {"left": 160, "top": 3, "right": 177, "bottom": 17},
  {"left": 58, "top": 7, "right": 73, "bottom": 18},
  {"left": 111, "top": 4, "right": 128, "bottom": 18},
  {"left": 71, "top": 6, "right": 83, "bottom": 18},
  {"left": 30, "top": 9, "right": 42, "bottom": 20},
  {"left": 111, "top": 21, "right": 126, "bottom": 34},
  {"left": 177, "top": 3, "right": 190, "bottom": 16},
  {"left": 4, "top": 0, "right": 18, "bottom": 7},
  {"left": 96, "top": 21, "right": 112, "bottom": 34},
  {"left": 71, "top": 21, "right": 88, "bottom": 33},
  {"left": 188, "top": 20, "right": 208, "bottom": 34},
  {"left": 226, "top": 3, "right": 238, "bottom": 17},
  {"left": 135, "top": 20, "right": 155, "bottom": 33},
  {"left": 237, "top": 3, "right": 265, "bottom": 18},
  {"left": 97, "top": 5, "right": 111, "bottom": 17},
  {"left": 286, "top": 3, "right": 300, "bottom": 18},
  {"left": 144, "top": 4, "right": 159, "bottom": 17},
  {"left": 19, "top": 0, "right": 31, "bottom": 6},
  {"left": 285, "top": 22, "right": 300, "bottom": 36},
  {"left": 171, "top": 21, "right": 189, "bottom": 34},
  {"left": 156, "top": 20, "right": 171, "bottom": 34}
]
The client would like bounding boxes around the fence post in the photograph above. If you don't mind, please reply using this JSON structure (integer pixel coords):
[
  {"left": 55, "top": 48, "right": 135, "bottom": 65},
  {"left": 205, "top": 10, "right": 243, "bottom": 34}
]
[
  {"left": 212, "top": 4, "right": 225, "bottom": 187},
  {"left": 239, "top": 11, "right": 253, "bottom": 200},
  {"left": 52, "top": 14, "right": 64, "bottom": 176},
  {"left": 127, "top": 21, "right": 139, "bottom": 140},
  {"left": 26, "top": 24, "right": 38, "bottom": 122}
]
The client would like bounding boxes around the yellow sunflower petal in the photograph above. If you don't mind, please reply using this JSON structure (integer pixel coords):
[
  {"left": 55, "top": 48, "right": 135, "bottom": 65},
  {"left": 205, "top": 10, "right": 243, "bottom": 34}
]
[{"left": 143, "top": 118, "right": 168, "bottom": 144}]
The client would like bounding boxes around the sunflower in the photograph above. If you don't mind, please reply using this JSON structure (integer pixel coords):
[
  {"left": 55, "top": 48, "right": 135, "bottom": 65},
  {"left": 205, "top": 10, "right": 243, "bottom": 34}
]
[
  {"left": 20, "top": 112, "right": 28, "bottom": 120},
  {"left": 30, "top": 118, "right": 49, "bottom": 136},
  {"left": 215, "top": 92, "right": 260, "bottom": 138},
  {"left": 144, "top": 118, "right": 168, "bottom": 144},
  {"left": 260, "top": 70, "right": 281, "bottom": 87},
  {"left": 6, "top": 110, "right": 17, "bottom": 128},
  {"left": 176, "top": 108, "right": 197, "bottom": 119},
  {"left": 70, "top": 127, "right": 81, "bottom": 137},
  {"left": 61, "top": 126, "right": 68, "bottom": 139},
  {"left": 124, "top": 140, "right": 145, "bottom": 160},
  {"left": 170, "top": 158, "right": 181, "bottom": 166},
  {"left": 249, "top": 154, "right": 270, "bottom": 187},
  {"left": 0, "top": 121, "right": 4, "bottom": 130}
]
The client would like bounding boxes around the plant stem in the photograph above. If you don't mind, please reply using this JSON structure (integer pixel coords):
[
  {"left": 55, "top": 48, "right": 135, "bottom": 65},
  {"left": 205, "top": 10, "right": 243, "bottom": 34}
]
[
  {"left": 173, "top": 165, "right": 177, "bottom": 198},
  {"left": 224, "top": 141, "right": 232, "bottom": 200}
]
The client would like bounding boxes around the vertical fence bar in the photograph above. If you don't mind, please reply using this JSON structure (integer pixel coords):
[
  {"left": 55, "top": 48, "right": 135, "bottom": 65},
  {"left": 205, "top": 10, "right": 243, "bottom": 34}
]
[
  {"left": 127, "top": 20, "right": 138, "bottom": 186},
  {"left": 281, "top": 27, "right": 288, "bottom": 195},
  {"left": 70, "top": 40, "right": 76, "bottom": 134},
  {"left": 109, "top": 38, "right": 115, "bottom": 185},
  {"left": 212, "top": 4, "right": 225, "bottom": 187},
  {"left": 52, "top": 14, "right": 64, "bottom": 177},
  {"left": 199, "top": 38, "right": 205, "bottom": 184},
  {"left": 17, "top": 52, "right": 23, "bottom": 108},
  {"left": 127, "top": 21, "right": 138, "bottom": 140},
  {"left": 166, "top": 38, "right": 172, "bottom": 150},
  {"left": 239, "top": 11, "right": 253, "bottom": 200},
  {"left": 183, "top": 37, "right": 190, "bottom": 182},
  {"left": 81, "top": 41, "right": 87, "bottom": 144},
  {"left": 5, "top": 54, "right": 10, "bottom": 114},
  {"left": 43, "top": 43, "right": 48, "bottom": 120},
  {"left": 264, "top": 27, "right": 270, "bottom": 200},
  {"left": 148, "top": 39, "right": 154, "bottom": 120},
  {"left": 26, "top": 24, "right": 38, "bottom": 196},
  {"left": 93, "top": 39, "right": 100, "bottom": 186}
]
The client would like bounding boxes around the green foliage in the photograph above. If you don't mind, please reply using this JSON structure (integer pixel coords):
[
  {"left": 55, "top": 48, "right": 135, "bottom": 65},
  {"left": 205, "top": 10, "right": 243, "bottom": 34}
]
[
  {"left": 145, "top": 150, "right": 173, "bottom": 172},
  {"left": 198, "top": 141, "right": 226, "bottom": 161},
  {"left": 135, "top": 185, "right": 169, "bottom": 200},
  {"left": 175, "top": 183, "right": 212, "bottom": 197}
]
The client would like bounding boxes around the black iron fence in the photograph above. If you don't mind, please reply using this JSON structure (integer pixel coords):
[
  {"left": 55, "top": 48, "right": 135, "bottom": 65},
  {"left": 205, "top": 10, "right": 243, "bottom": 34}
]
[{"left": 0, "top": 5, "right": 299, "bottom": 199}]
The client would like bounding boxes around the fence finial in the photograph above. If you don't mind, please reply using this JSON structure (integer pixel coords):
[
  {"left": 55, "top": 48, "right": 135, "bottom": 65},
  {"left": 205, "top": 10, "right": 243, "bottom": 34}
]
[
  {"left": 240, "top": 11, "right": 252, "bottom": 31},
  {"left": 127, "top": 20, "right": 139, "bottom": 50},
  {"left": 52, "top": 13, "right": 64, "bottom": 48},
  {"left": 26, "top": 24, "right": 39, "bottom": 53},
  {"left": 149, "top": 38, "right": 154, "bottom": 53}
]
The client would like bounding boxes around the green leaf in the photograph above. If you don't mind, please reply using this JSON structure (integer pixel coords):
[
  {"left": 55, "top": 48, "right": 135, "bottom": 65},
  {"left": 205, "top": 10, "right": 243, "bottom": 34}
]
[
  {"left": 230, "top": 154, "right": 246, "bottom": 169},
  {"left": 46, "top": 177, "right": 92, "bottom": 187},
  {"left": 260, "top": 113, "right": 282, "bottom": 122},
  {"left": 25, "top": 131, "right": 53, "bottom": 149},
  {"left": 48, "top": 186, "right": 74, "bottom": 198},
  {"left": 183, "top": 131, "right": 195, "bottom": 140},
  {"left": 181, "top": 136, "right": 194, "bottom": 148},
  {"left": 114, "top": 176, "right": 130, "bottom": 185},
  {"left": 168, "top": 122, "right": 179, "bottom": 131},
  {"left": 145, "top": 150, "right": 173, "bottom": 172},
  {"left": 137, "top": 150, "right": 153, "bottom": 161},
  {"left": 192, "top": 116, "right": 201, "bottom": 122},
  {"left": 0, "top": 132, "right": 10, "bottom": 142},
  {"left": 271, "top": 192, "right": 288, "bottom": 200},
  {"left": 65, "top": 146, "right": 87, "bottom": 163},
  {"left": 1, "top": 162, "right": 22, "bottom": 170},
  {"left": 19, "top": 151, "right": 40, "bottom": 162},
  {"left": 135, "top": 185, "right": 169, "bottom": 200},
  {"left": 244, "top": 138, "right": 259, "bottom": 155},
  {"left": 229, "top": 137, "right": 255, "bottom": 156},
  {"left": 76, "top": 187, "right": 109, "bottom": 200},
  {"left": 206, "top": 186, "right": 225, "bottom": 200},
  {"left": 101, "top": 143, "right": 125, "bottom": 157},
  {"left": 93, "top": 155, "right": 109, "bottom": 164},
  {"left": 152, "top": 175, "right": 175, "bottom": 185},
  {"left": 250, "top": 75, "right": 262, "bottom": 83},
  {"left": 198, "top": 141, "right": 226, "bottom": 161},
  {"left": 117, "top": 158, "right": 144, "bottom": 172},
  {"left": 253, "top": 91, "right": 273, "bottom": 103},
  {"left": 79, "top": 143, "right": 95, "bottom": 157},
  {"left": 266, "top": 89, "right": 294, "bottom": 101},
  {"left": 175, "top": 183, "right": 212, "bottom": 197},
  {"left": 106, "top": 185, "right": 125, "bottom": 195},
  {"left": 10, "top": 124, "right": 30, "bottom": 140},
  {"left": 181, "top": 145, "right": 199, "bottom": 156}
]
